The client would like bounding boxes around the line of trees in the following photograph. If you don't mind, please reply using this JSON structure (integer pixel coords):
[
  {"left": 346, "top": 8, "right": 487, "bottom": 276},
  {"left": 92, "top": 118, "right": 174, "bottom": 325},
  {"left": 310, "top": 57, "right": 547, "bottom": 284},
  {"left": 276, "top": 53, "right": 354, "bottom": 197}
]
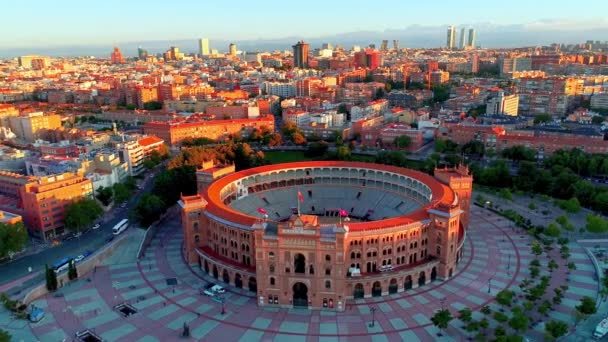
[
  {"left": 133, "top": 142, "right": 267, "bottom": 227},
  {"left": 64, "top": 198, "right": 103, "bottom": 234}
]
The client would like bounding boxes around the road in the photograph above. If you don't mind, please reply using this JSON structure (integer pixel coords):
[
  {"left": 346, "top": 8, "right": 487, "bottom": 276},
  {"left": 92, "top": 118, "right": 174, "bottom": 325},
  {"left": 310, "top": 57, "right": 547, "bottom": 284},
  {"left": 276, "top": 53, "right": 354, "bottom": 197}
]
[{"left": 0, "top": 169, "right": 159, "bottom": 293}]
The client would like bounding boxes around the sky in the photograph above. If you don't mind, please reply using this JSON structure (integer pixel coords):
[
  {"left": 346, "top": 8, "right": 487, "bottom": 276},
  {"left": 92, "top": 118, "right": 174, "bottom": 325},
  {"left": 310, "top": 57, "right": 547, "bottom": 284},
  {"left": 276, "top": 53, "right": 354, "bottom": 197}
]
[{"left": 1, "top": 0, "right": 608, "bottom": 51}]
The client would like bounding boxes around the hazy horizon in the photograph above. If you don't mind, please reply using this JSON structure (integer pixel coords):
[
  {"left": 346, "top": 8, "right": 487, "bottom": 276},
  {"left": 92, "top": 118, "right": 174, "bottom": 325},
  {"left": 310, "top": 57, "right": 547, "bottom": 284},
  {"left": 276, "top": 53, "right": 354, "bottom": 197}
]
[{"left": 2, "top": 0, "right": 608, "bottom": 57}]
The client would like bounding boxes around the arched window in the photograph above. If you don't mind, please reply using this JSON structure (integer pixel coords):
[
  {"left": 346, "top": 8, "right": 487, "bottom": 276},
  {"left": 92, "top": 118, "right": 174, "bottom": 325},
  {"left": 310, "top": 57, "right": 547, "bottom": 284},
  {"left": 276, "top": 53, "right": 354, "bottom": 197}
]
[
  {"left": 269, "top": 252, "right": 275, "bottom": 258},
  {"left": 325, "top": 280, "right": 331, "bottom": 289},
  {"left": 194, "top": 235, "right": 200, "bottom": 243},
  {"left": 309, "top": 265, "right": 315, "bottom": 275},
  {"left": 325, "top": 254, "right": 331, "bottom": 262},
  {"left": 436, "top": 246, "right": 441, "bottom": 256},
  {"left": 351, "top": 252, "right": 356, "bottom": 259},
  {"left": 325, "top": 268, "right": 331, "bottom": 275},
  {"left": 269, "top": 264, "right": 275, "bottom": 273},
  {"left": 270, "top": 277, "right": 275, "bottom": 286}
]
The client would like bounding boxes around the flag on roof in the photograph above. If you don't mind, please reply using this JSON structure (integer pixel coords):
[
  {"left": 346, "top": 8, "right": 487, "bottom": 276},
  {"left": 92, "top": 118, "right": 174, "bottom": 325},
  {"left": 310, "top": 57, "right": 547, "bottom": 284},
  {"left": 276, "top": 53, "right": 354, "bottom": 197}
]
[
  {"left": 297, "top": 191, "right": 304, "bottom": 203},
  {"left": 339, "top": 209, "right": 349, "bottom": 217},
  {"left": 257, "top": 208, "right": 267, "bottom": 215}
]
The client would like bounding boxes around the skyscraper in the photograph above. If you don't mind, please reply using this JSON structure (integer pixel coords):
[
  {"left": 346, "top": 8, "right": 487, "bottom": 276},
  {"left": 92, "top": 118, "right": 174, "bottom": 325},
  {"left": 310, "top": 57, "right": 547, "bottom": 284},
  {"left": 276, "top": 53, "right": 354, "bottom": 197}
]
[
  {"left": 459, "top": 28, "right": 466, "bottom": 49},
  {"left": 381, "top": 40, "right": 388, "bottom": 51},
  {"left": 292, "top": 41, "right": 310, "bottom": 69},
  {"left": 393, "top": 40, "right": 399, "bottom": 50},
  {"left": 468, "top": 29, "right": 476, "bottom": 48},
  {"left": 446, "top": 26, "right": 456, "bottom": 50},
  {"left": 137, "top": 47, "right": 148, "bottom": 60},
  {"left": 229, "top": 43, "right": 237, "bottom": 56},
  {"left": 199, "top": 38, "right": 210, "bottom": 56}
]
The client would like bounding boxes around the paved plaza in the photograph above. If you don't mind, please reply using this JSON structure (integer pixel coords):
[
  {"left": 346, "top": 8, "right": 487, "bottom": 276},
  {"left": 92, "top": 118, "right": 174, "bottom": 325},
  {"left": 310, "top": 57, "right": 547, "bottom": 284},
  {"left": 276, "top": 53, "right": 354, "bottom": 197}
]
[{"left": 13, "top": 205, "right": 599, "bottom": 341}]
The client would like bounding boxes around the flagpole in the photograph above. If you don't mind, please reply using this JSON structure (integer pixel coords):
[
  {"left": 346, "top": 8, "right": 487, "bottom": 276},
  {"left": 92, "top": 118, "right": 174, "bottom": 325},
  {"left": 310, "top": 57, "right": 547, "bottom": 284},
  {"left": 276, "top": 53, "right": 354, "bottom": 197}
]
[{"left": 297, "top": 190, "right": 300, "bottom": 216}]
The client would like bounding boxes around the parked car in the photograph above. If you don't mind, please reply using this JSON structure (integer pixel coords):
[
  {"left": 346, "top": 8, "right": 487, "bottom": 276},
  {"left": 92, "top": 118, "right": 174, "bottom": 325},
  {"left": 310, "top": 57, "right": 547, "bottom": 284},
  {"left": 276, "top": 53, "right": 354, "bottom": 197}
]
[
  {"left": 201, "top": 288, "right": 215, "bottom": 296},
  {"left": 210, "top": 285, "right": 225, "bottom": 294}
]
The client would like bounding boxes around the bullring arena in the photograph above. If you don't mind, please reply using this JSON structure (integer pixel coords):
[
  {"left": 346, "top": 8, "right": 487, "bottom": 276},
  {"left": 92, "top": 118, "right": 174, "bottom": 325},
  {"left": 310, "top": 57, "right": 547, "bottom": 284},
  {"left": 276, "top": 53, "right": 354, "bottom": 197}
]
[{"left": 180, "top": 161, "right": 473, "bottom": 311}]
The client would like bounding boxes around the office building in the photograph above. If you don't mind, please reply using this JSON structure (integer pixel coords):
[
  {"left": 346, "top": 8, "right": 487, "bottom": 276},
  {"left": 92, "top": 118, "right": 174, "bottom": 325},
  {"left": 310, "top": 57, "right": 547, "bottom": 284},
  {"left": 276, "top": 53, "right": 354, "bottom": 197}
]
[
  {"left": 459, "top": 28, "right": 466, "bottom": 49},
  {"left": 468, "top": 29, "right": 476, "bottom": 48},
  {"left": 354, "top": 49, "right": 382, "bottom": 69},
  {"left": 381, "top": 40, "right": 388, "bottom": 51},
  {"left": 0, "top": 171, "right": 93, "bottom": 240},
  {"left": 18, "top": 55, "right": 49, "bottom": 69},
  {"left": 137, "top": 47, "right": 149, "bottom": 60},
  {"left": 8, "top": 112, "right": 62, "bottom": 142},
  {"left": 447, "top": 26, "right": 456, "bottom": 49},
  {"left": 199, "top": 38, "right": 210, "bottom": 56},
  {"left": 292, "top": 41, "right": 310, "bottom": 68},
  {"left": 486, "top": 92, "right": 519, "bottom": 116},
  {"left": 117, "top": 140, "right": 145, "bottom": 176},
  {"left": 499, "top": 57, "right": 532, "bottom": 75},
  {"left": 393, "top": 40, "right": 399, "bottom": 50},
  {"left": 229, "top": 43, "right": 237, "bottom": 56},
  {"left": 143, "top": 115, "right": 275, "bottom": 145}
]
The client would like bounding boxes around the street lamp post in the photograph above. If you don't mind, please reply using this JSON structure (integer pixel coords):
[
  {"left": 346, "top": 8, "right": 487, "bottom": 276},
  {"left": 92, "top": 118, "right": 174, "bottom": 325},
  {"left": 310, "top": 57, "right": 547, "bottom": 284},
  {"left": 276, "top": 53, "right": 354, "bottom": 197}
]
[
  {"left": 488, "top": 277, "right": 493, "bottom": 294},
  {"left": 507, "top": 254, "right": 511, "bottom": 275},
  {"left": 369, "top": 306, "right": 377, "bottom": 327},
  {"left": 220, "top": 294, "right": 226, "bottom": 315}
]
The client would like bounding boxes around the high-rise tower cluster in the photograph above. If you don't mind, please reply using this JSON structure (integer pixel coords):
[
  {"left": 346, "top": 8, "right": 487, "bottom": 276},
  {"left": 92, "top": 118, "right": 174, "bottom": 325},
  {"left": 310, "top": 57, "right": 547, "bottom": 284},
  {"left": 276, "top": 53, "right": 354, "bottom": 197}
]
[{"left": 446, "top": 26, "right": 476, "bottom": 50}]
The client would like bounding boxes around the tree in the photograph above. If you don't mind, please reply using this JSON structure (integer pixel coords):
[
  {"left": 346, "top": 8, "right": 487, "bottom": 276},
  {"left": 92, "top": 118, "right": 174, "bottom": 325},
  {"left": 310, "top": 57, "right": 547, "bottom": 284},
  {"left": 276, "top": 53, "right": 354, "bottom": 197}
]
[
  {"left": 96, "top": 186, "right": 113, "bottom": 206},
  {"left": 545, "top": 223, "right": 561, "bottom": 238},
  {"left": 64, "top": 199, "right": 103, "bottom": 234},
  {"left": 430, "top": 309, "right": 453, "bottom": 336},
  {"left": 458, "top": 307, "right": 473, "bottom": 324},
  {"left": 306, "top": 141, "right": 329, "bottom": 157},
  {"left": 143, "top": 101, "right": 162, "bottom": 110},
  {"left": 461, "top": 140, "right": 485, "bottom": 157},
  {"left": 394, "top": 135, "right": 412, "bottom": 149},
  {"left": 531, "top": 241, "right": 543, "bottom": 256},
  {"left": 266, "top": 133, "right": 283, "bottom": 147},
  {"left": 133, "top": 194, "right": 166, "bottom": 227},
  {"left": 534, "top": 113, "right": 552, "bottom": 124},
  {"left": 586, "top": 214, "right": 608, "bottom": 233},
  {"left": 545, "top": 320, "right": 569, "bottom": 340},
  {"left": 0, "top": 329, "right": 11, "bottom": 342},
  {"left": 334, "top": 146, "right": 351, "bottom": 161},
  {"left": 501, "top": 145, "right": 536, "bottom": 162},
  {"left": 68, "top": 260, "right": 78, "bottom": 280},
  {"left": 558, "top": 197, "right": 581, "bottom": 213},
  {"left": 292, "top": 132, "right": 307, "bottom": 145},
  {"left": 0, "top": 222, "right": 28, "bottom": 260},
  {"left": 499, "top": 188, "right": 513, "bottom": 201},
  {"left": 496, "top": 289, "right": 515, "bottom": 307},
  {"left": 112, "top": 183, "right": 130, "bottom": 203},
  {"left": 592, "top": 115, "right": 605, "bottom": 125},
  {"left": 508, "top": 308, "right": 529, "bottom": 333},
  {"left": 45, "top": 264, "right": 57, "bottom": 292},
  {"left": 432, "top": 84, "right": 451, "bottom": 103},
  {"left": 576, "top": 296, "right": 597, "bottom": 316}
]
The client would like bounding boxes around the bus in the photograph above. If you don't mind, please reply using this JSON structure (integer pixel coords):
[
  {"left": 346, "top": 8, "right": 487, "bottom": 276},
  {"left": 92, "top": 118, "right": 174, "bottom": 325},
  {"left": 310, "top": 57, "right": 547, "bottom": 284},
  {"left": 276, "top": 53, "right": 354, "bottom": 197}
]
[
  {"left": 112, "top": 219, "right": 129, "bottom": 235},
  {"left": 53, "top": 257, "right": 71, "bottom": 274}
]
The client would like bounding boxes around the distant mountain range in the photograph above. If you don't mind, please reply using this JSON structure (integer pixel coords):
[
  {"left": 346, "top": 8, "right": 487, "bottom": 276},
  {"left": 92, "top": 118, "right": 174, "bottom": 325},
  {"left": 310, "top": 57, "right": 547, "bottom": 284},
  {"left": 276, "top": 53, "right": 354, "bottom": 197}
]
[{"left": 2, "top": 22, "right": 607, "bottom": 58}]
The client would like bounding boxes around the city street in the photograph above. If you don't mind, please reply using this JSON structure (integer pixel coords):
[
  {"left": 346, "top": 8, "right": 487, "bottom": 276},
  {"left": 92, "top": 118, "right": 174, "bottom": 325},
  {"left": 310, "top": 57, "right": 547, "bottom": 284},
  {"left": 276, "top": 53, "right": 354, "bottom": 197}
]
[{"left": 0, "top": 169, "right": 159, "bottom": 293}]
